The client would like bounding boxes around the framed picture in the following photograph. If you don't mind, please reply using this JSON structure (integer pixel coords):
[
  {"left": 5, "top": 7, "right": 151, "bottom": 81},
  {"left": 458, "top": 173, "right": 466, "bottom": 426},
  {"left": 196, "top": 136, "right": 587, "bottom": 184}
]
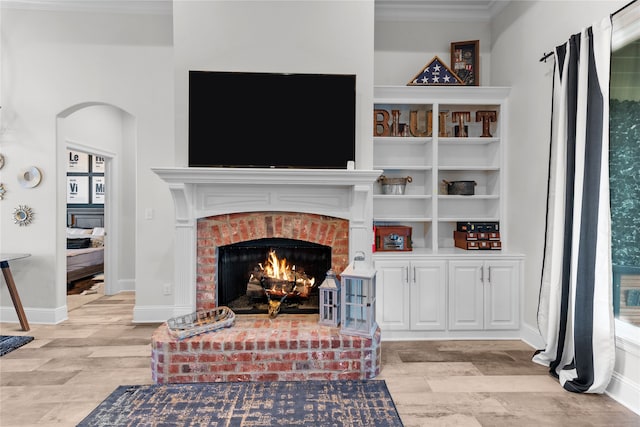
[
  {"left": 92, "top": 155, "right": 106, "bottom": 173},
  {"left": 67, "top": 176, "right": 89, "bottom": 204},
  {"left": 450, "top": 40, "right": 479, "bottom": 86},
  {"left": 67, "top": 150, "right": 89, "bottom": 173},
  {"left": 92, "top": 176, "right": 105, "bottom": 204}
]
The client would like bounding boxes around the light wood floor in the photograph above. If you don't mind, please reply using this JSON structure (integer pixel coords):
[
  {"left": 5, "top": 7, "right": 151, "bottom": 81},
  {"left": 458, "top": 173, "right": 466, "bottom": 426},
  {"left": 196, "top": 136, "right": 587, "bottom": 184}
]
[{"left": 1, "top": 292, "right": 638, "bottom": 426}]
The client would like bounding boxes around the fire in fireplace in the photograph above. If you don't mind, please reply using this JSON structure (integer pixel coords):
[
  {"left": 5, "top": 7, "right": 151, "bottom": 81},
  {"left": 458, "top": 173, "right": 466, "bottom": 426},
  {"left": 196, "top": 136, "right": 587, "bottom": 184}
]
[{"left": 217, "top": 238, "right": 332, "bottom": 315}]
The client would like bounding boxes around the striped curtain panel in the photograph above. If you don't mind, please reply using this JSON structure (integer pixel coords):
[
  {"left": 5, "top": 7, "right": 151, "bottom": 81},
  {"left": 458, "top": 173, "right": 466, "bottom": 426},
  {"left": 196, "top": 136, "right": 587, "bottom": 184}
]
[{"left": 533, "top": 17, "right": 616, "bottom": 394}]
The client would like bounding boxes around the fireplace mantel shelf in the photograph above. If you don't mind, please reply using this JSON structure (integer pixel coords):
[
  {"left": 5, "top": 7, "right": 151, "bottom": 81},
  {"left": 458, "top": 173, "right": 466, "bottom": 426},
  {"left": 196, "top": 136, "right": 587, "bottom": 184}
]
[
  {"left": 152, "top": 167, "right": 383, "bottom": 186},
  {"left": 153, "top": 166, "right": 381, "bottom": 316}
]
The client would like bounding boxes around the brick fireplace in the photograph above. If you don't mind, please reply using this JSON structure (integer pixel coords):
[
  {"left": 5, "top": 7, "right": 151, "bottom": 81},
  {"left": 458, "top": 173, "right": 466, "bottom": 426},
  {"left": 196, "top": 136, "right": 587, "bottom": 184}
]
[
  {"left": 151, "top": 167, "right": 382, "bottom": 382},
  {"left": 195, "top": 211, "right": 349, "bottom": 312}
]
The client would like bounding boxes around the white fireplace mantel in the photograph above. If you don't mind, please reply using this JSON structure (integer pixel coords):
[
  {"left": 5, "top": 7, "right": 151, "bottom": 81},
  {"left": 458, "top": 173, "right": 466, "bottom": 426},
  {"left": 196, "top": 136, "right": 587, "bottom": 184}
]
[{"left": 152, "top": 167, "right": 382, "bottom": 316}]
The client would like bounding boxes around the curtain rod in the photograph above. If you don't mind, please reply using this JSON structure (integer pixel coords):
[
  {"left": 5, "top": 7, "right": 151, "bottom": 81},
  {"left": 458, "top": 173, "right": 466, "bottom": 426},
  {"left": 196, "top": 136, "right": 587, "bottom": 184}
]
[
  {"left": 613, "top": 0, "right": 637, "bottom": 16},
  {"left": 539, "top": 51, "right": 554, "bottom": 63},
  {"left": 538, "top": 0, "right": 637, "bottom": 63}
]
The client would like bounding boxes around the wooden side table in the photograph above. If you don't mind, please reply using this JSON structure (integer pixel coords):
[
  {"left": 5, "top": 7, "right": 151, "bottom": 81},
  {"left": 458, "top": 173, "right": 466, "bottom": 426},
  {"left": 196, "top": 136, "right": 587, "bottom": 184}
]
[{"left": 1, "top": 253, "right": 31, "bottom": 331}]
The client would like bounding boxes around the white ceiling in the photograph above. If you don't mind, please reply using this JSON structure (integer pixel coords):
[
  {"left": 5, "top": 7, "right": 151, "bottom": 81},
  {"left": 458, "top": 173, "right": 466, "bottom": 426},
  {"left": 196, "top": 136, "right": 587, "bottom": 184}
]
[{"left": 1, "top": 0, "right": 511, "bottom": 21}]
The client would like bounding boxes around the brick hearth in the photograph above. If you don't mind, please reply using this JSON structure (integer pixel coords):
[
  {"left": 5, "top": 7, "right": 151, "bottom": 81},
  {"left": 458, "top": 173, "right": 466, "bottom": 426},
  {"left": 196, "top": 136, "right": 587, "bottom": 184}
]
[
  {"left": 151, "top": 315, "right": 382, "bottom": 383},
  {"left": 151, "top": 211, "right": 381, "bottom": 383}
]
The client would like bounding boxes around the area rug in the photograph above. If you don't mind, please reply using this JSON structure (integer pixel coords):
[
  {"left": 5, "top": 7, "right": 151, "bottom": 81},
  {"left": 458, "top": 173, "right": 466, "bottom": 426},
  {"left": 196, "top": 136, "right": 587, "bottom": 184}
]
[
  {"left": 0, "top": 335, "right": 34, "bottom": 357},
  {"left": 78, "top": 380, "right": 404, "bottom": 426}
]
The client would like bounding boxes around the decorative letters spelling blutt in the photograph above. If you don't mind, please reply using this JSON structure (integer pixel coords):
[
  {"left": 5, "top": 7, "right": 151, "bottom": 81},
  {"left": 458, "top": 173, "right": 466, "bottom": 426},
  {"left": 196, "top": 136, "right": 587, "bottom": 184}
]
[{"left": 374, "top": 109, "right": 435, "bottom": 137}]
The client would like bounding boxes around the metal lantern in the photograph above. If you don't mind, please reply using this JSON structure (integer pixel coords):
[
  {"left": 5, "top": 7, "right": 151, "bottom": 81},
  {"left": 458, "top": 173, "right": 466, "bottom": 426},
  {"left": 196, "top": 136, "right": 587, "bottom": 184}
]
[
  {"left": 340, "top": 252, "right": 377, "bottom": 337},
  {"left": 318, "top": 269, "right": 341, "bottom": 327}
]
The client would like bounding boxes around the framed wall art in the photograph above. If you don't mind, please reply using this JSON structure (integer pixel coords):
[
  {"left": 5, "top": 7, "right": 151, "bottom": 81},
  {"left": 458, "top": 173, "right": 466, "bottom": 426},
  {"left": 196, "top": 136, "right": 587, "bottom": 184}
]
[
  {"left": 451, "top": 40, "right": 479, "bottom": 86},
  {"left": 67, "top": 150, "right": 90, "bottom": 172},
  {"left": 92, "top": 176, "right": 105, "bottom": 204},
  {"left": 92, "top": 154, "right": 106, "bottom": 173},
  {"left": 67, "top": 176, "right": 89, "bottom": 204}
]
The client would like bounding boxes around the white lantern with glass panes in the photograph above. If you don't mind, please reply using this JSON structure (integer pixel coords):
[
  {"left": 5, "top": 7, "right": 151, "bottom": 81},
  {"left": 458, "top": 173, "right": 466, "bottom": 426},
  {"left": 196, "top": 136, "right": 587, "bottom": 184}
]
[
  {"left": 340, "top": 252, "right": 377, "bottom": 337},
  {"left": 318, "top": 269, "right": 340, "bottom": 327}
]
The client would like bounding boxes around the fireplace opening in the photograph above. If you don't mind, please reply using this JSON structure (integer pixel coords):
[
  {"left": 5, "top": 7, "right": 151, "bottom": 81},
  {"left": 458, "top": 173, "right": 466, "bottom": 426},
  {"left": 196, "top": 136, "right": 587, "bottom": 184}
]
[{"left": 217, "top": 238, "right": 332, "bottom": 315}]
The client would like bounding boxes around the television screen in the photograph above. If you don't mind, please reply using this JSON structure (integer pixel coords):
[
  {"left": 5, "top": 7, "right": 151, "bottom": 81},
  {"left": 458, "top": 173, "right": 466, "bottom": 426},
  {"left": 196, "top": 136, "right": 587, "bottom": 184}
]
[{"left": 188, "top": 71, "right": 356, "bottom": 169}]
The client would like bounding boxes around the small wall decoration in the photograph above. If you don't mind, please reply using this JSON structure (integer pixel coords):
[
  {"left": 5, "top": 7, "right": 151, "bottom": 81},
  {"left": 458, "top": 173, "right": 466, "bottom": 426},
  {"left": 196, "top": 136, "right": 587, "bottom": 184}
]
[
  {"left": 0, "top": 183, "right": 6, "bottom": 199},
  {"left": 13, "top": 204, "right": 34, "bottom": 226},
  {"left": 407, "top": 56, "right": 463, "bottom": 86},
  {"left": 0, "top": 153, "right": 4, "bottom": 169},
  {"left": 451, "top": 40, "right": 479, "bottom": 86},
  {"left": 17, "top": 166, "right": 42, "bottom": 188}
]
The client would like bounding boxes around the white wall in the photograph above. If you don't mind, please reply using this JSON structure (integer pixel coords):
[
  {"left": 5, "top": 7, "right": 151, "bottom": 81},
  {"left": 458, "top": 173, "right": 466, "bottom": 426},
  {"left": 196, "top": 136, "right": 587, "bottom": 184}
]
[
  {"left": 490, "top": 0, "right": 638, "bottom": 414},
  {"left": 172, "top": 0, "right": 375, "bottom": 170},
  {"left": 1, "top": 1, "right": 376, "bottom": 323},
  {"left": 0, "top": 8, "right": 174, "bottom": 322},
  {"left": 374, "top": 20, "right": 491, "bottom": 85}
]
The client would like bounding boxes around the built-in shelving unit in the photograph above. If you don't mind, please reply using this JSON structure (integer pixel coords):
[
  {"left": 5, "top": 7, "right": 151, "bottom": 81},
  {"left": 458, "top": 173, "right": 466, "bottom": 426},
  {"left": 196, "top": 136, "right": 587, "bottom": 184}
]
[
  {"left": 372, "top": 86, "right": 524, "bottom": 339},
  {"left": 373, "top": 85, "right": 510, "bottom": 253}
]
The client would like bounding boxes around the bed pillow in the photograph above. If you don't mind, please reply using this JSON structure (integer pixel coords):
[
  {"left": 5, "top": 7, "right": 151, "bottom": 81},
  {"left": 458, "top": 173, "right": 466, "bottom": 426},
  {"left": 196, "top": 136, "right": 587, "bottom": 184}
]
[
  {"left": 91, "top": 227, "right": 105, "bottom": 247},
  {"left": 91, "top": 227, "right": 105, "bottom": 236},
  {"left": 67, "top": 227, "right": 93, "bottom": 237}
]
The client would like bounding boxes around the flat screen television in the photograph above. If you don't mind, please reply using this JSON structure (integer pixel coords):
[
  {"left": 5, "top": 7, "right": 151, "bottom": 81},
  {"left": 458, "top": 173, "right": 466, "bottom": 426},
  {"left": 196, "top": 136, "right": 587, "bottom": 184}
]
[{"left": 188, "top": 70, "right": 356, "bottom": 169}]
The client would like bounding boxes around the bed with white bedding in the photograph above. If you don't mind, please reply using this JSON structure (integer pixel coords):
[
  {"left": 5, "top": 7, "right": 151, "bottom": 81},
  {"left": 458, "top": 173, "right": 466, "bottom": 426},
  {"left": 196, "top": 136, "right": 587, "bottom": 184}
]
[
  {"left": 66, "top": 207, "right": 105, "bottom": 285},
  {"left": 67, "top": 245, "right": 104, "bottom": 284}
]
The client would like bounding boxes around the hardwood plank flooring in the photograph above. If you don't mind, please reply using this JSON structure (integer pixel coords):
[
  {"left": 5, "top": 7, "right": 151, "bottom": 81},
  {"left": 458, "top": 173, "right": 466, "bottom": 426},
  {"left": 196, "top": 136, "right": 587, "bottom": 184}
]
[{"left": 1, "top": 293, "right": 638, "bottom": 426}]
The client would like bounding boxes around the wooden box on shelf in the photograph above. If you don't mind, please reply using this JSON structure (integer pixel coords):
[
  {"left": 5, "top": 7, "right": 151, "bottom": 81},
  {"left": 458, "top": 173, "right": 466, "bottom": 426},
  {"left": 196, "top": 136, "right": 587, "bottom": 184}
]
[
  {"left": 453, "top": 230, "right": 501, "bottom": 241},
  {"left": 453, "top": 230, "right": 502, "bottom": 250},
  {"left": 375, "top": 225, "right": 412, "bottom": 252},
  {"left": 454, "top": 239, "right": 502, "bottom": 250}
]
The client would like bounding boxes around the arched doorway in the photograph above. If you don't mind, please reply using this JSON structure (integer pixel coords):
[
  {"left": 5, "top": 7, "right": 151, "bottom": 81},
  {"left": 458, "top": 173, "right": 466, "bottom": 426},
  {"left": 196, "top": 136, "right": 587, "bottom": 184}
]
[{"left": 56, "top": 103, "right": 136, "bottom": 316}]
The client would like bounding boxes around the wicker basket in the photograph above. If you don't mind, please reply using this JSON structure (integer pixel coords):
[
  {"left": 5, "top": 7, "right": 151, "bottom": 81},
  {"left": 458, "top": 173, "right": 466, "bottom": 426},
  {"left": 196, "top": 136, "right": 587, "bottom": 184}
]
[{"left": 167, "top": 306, "right": 236, "bottom": 340}]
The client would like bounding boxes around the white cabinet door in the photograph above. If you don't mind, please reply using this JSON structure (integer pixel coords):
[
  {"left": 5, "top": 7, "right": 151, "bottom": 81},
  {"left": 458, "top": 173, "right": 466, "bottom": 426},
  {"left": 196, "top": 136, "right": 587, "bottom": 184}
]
[
  {"left": 411, "top": 260, "right": 447, "bottom": 330},
  {"left": 375, "top": 260, "right": 410, "bottom": 330},
  {"left": 448, "top": 260, "right": 484, "bottom": 330},
  {"left": 484, "top": 260, "right": 520, "bottom": 330},
  {"left": 449, "top": 259, "right": 520, "bottom": 331}
]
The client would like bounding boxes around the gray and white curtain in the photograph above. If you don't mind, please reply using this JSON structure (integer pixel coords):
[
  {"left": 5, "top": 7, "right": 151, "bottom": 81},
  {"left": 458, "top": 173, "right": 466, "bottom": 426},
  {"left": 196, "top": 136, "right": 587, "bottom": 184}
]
[{"left": 533, "top": 17, "right": 616, "bottom": 393}]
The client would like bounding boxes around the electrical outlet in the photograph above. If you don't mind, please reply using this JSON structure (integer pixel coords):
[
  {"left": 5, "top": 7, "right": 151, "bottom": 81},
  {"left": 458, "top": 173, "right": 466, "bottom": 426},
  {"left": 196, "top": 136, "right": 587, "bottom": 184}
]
[{"left": 163, "top": 283, "right": 171, "bottom": 295}]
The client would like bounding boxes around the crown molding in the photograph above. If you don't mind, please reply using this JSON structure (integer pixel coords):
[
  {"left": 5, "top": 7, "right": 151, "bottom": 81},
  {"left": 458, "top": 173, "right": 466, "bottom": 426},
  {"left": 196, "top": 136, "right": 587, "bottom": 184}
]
[
  {"left": 375, "top": 0, "right": 510, "bottom": 23},
  {"left": 1, "top": 0, "right": 509, "bottom": 21},
  {"left": 0, "top": 0, "right": 172, "bottom": 15}
]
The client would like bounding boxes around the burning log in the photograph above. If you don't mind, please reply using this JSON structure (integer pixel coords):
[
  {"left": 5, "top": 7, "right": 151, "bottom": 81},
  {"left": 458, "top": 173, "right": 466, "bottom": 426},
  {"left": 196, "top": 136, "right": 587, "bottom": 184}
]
[{"left": 246, "top": 250, "right": 316, "bottom": 302}]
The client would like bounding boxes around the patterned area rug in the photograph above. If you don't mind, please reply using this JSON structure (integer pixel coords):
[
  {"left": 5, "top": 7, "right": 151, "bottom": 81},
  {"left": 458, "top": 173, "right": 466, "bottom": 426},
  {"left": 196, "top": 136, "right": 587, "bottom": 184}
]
[
  {"left": 78, "top": 380, "right": 403, "bottom": 426},
  {"left": 0, "top": 335, "right": 34, "bottom": 357}
]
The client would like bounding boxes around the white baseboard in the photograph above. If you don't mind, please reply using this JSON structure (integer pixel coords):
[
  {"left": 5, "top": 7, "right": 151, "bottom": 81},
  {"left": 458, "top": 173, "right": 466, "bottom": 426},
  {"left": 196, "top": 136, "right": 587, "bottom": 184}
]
[
  {"left": 0, "top": 306, "right": 67, "bottom": 326},
  {"left": 607, "top": 371, "right": 640, "bottom": 415},
  {"left": 519, "top": 321, "right": 545, "bottom": 350},
  {"left": 132, "top": 305, "right": 176, "bottom": 324}
]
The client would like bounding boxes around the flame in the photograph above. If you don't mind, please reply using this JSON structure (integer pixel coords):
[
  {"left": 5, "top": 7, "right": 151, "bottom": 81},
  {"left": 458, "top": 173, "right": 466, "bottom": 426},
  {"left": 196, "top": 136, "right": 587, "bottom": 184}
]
[{"left": 259, "top": 250, "right": 315, "bottom": 289}]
